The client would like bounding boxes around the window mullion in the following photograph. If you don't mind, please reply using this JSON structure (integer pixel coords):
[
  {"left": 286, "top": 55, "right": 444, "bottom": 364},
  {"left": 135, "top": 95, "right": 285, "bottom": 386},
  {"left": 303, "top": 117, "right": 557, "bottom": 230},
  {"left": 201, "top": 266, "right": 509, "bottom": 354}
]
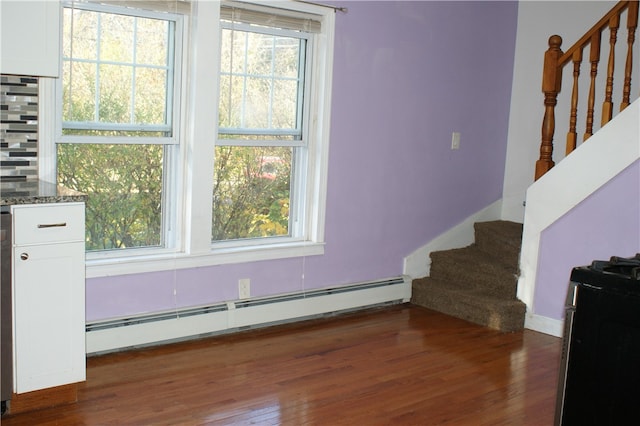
[{"left": 186, "top": 0, "right": 218, "bottom": 255}]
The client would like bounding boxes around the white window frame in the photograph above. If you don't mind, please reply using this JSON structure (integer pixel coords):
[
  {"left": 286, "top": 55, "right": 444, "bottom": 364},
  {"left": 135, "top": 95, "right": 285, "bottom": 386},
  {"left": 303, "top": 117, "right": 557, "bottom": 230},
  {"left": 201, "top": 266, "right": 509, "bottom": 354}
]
[
  {"left": 41, "top": 0, "right": 335, "bottom": 278},
  {"left": 53, "top": 1, "right": 185, "bottom": 262},
  {"left": 213, "top": 10, "right": 311, "bottom": 247}
]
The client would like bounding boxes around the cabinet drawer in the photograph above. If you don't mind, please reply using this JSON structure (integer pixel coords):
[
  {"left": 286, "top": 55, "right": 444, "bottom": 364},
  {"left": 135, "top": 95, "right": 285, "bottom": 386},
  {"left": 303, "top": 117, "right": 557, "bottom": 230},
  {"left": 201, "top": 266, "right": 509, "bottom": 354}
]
[{"left": 13, "top": 203, "right": 85, "bottom": 245}]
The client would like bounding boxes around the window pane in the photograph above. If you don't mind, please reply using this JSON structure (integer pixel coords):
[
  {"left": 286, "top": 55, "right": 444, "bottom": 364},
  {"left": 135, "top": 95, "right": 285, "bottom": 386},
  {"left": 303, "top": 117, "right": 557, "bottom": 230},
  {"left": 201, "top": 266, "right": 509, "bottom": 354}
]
[
  {"left": 99, "top": 63, "right": 133, "bottom": 123},
  {"left": 63, "top": 8, "right": 98, "bottom": 60},
  {"left": 99, "top": 13, "right": 134, "bottom": 63},
  {"left": 219, "top": 74, "right": 245, "bottom": 128},
  {"left": 218, "top": 74, "right": 232, "bottom": 127},
  {"left": 273, "top": 37, "right": 301, "bottom": 78},
  {"left": 57, "top": 144, "right": 164, "bottom": 251},
  {"left": 63, "top": 61, "right": 96, "bottom": 122},
  {"left": 135, "top": 67, "right": 168, "bottom": 124},
  {"left": 136, "top": 19, "right": 169, "bottom": 66},
  {"left": 272, "top": 78, "right": 298, "bottom": 129},
  {"left": 212, "top": 146, "right": 292, "bottom": 241},
  {"left": 244, "top": 76, "right": 270, "bottom": 128},
  {"left": 246, "top": 31, "right": 273, "bottom": 76}
]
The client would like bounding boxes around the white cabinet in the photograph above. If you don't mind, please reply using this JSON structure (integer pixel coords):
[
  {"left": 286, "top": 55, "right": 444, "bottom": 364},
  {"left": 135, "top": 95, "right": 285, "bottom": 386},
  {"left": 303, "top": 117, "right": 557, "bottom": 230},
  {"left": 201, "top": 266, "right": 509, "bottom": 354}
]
[
  {"left": 0, "top": 0, "right": 61, "bottom": 77},
  {"left": 12, "top": 203, "right": 85, "bottom": 393}
]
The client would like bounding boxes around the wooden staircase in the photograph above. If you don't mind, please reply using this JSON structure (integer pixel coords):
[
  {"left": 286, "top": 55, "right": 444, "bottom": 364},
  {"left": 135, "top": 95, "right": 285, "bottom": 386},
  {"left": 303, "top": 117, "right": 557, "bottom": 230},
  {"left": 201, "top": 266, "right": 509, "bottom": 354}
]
[{"left": 411, "top": 221, "right": 526, "bottom": 332}]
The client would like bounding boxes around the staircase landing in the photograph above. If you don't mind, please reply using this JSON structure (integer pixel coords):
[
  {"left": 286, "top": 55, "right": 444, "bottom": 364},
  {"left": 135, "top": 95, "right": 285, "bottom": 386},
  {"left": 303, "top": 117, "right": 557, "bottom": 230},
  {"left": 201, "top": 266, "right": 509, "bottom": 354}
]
[{"left": 411, "top": 221, "right": 526, "bottom": 332}]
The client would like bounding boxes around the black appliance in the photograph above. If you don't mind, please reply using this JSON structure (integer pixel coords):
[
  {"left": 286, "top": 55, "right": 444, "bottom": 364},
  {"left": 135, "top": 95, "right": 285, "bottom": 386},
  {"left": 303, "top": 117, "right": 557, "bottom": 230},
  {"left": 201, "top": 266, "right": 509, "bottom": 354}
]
[
  {"left": 1, "top": 208, "right": 12, "bottom": 415},
  {"left": 555, "top": 254, "right": 640, "bottom": 425}
]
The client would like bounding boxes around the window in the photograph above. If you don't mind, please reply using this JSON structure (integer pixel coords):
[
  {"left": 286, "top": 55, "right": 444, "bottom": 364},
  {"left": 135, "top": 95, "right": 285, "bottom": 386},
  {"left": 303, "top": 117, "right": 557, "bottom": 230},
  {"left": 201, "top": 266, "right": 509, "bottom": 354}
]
[
  {"left": 213, "top": 3, "right": 323, "bottom": 245},
  {"left": 56, "top": 2, "right": 182, "bottom": 253},
  {"left": 49, "top": 1, "right": 335, "bottom": 276}
]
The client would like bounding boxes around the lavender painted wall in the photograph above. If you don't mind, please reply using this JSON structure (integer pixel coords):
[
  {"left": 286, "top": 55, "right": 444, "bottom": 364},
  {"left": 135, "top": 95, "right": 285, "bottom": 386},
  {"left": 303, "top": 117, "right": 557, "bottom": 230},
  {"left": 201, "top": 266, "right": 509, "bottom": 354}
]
[
  {"left": 86, "top": 1, "right": 519, "bottom": 322},
  {"left": 534, "top": 160, "right": 640, "bottom": 320}
]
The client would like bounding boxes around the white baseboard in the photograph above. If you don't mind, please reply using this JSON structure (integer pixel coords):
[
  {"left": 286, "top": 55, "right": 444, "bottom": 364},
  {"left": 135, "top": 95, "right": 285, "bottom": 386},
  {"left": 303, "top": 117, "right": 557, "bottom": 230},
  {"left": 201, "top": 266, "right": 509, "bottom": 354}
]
[
  {"left": 403, "top": 200, "right": 504, "bottom": 279},
  {"left": 86, "top": 277, "right": 412, "bottom": 355},
  {"left": 524, "top": 313, "right": 563, "bottom": 337}
]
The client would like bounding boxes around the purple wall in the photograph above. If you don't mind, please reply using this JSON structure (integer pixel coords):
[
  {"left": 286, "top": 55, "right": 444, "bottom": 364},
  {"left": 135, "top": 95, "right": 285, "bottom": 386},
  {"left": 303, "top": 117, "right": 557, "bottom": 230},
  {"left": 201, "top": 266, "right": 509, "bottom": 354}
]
[
  {"left": 534, "top": 161, "right": 640, "bottom": 320},
  {"left": 86, "top": 1, "right": 519, "bottom": 322}
]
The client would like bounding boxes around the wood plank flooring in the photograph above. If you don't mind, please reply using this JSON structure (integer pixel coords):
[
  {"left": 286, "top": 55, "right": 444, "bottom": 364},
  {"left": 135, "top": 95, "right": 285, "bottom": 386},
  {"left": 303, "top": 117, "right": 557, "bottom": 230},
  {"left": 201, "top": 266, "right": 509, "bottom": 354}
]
[{"left": 2, "top": 304, "right": 562, "bottom": 425}]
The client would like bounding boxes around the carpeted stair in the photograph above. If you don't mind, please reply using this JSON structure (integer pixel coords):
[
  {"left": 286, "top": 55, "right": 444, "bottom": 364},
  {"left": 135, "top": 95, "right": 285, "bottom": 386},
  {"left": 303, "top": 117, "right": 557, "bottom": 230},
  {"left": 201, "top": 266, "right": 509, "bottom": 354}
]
[{"left": 411, "top": 221, "right": 526, "bottom": 332}]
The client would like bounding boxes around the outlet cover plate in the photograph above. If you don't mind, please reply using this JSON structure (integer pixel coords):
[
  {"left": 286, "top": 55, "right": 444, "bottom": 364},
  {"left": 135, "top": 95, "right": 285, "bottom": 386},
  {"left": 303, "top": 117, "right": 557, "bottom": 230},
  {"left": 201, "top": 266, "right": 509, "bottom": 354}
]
[
  {"left": 451, "top": 132, "right": 461, "bottom": 150},
  {"left": 239, "top": 278, "right": 251, "bottom": 299}
]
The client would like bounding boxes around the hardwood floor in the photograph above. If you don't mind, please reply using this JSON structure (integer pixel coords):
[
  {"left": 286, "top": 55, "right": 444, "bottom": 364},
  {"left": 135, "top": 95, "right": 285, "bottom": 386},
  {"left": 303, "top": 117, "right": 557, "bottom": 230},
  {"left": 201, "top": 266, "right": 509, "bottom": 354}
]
[{"left": 2, "top": 304, "right": 562, "bottom": 425}]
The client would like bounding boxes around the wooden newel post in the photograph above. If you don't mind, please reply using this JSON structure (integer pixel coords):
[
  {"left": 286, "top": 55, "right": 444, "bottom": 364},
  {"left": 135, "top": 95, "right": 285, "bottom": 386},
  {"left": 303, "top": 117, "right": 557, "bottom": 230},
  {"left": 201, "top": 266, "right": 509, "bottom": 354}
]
[{"left": 535, "top": 35, "right": 563, "bottom": 181}]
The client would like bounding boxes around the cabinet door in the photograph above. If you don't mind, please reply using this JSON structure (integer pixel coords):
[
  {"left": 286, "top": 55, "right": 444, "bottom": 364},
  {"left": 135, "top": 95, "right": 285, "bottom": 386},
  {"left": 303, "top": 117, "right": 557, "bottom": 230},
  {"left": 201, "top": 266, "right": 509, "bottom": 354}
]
[
  {"left": 13, "top": 241, "right": 85, "bottom": 393},
  {"left": 0, "top": 1, "right": 60, "bottom": 77}
]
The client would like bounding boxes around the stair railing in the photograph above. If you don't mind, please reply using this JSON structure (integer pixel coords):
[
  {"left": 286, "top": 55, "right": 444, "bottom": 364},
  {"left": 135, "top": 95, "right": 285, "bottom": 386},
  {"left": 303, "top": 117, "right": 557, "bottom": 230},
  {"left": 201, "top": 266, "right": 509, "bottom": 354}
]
[{"left": 535, "top": 0, "right": 639, "bottom": 180}]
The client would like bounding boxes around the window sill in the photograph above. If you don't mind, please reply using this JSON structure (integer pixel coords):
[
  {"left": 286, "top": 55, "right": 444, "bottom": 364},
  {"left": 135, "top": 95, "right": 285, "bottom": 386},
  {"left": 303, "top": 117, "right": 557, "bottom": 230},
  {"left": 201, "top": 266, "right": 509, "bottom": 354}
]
[{"left": 85, "top": 241, "right": 325, "bottom": 279}]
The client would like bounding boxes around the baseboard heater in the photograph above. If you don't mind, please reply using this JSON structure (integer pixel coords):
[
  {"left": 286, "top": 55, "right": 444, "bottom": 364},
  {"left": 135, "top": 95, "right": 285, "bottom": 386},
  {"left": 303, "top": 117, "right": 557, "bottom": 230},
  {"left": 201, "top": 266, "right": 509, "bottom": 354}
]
[{"left": 86, "top": 276, "right": 411, "bottom": 355}]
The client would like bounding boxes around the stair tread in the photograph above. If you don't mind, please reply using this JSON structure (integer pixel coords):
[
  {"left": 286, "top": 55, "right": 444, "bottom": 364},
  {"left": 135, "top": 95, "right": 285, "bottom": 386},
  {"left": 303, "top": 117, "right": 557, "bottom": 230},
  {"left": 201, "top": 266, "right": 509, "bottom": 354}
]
[
  {"left": 430, "top": 245, "right": 518, "bottom": 272},
  {"left": 474, "top": 220, "right": 523, "bottom": 242}
]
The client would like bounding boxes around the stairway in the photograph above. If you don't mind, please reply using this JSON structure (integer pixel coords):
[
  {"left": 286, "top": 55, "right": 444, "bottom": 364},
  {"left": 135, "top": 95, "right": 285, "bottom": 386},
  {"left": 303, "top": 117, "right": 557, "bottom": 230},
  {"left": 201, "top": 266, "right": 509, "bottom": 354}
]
[{"left": 411, "top": 221, "right": 526, "bottom": 332}]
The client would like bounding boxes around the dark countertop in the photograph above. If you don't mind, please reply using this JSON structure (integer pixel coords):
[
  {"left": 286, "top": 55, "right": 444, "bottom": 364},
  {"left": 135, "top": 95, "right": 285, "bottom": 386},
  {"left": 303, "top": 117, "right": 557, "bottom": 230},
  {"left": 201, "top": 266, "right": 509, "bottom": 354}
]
[{"left": 0, "top": 180, "right": 87, "bottom": 207}]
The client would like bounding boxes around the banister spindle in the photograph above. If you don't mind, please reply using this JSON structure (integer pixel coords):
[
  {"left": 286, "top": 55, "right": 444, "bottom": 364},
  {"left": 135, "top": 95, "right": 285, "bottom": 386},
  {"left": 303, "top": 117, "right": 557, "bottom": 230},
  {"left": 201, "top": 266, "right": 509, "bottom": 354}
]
[
  {"left": 566, "top": 49, "right": 583, "bottom": 155},
  {"left": 621, "top": 0, "right": 638, "bottom": 111},
  {"left": 584, "top": 32, "right": 601, "bottom": 141},
  {"left": 602, "top": 14, "right": 619, "bottom": 125},
  {"left": 535, "top": 35, "right": 563, "bottom": 181}
]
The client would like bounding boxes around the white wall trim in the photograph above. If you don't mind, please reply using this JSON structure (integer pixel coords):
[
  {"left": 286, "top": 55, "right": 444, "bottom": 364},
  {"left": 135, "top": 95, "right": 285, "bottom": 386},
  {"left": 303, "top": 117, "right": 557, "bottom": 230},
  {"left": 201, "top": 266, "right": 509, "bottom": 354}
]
[
  {"left": 86, "top": 241, "right": 324, "bottom": 278},
  {"left": 85, "top": 276, "right": 412, "bottom": 354},
  {"left": 402, "top": 200, "right": 504, "bottom": 279},
  {"left": 524, "top": 313, "right": 563, "bottom": 338},
  {"left": 517, "top": 100, "right": 640, "bottom": 312}
]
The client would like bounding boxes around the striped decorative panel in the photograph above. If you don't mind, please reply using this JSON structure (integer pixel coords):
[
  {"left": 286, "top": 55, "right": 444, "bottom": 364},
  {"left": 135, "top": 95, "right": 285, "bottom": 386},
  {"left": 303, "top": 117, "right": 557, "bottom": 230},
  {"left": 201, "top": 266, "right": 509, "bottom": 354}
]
[{"left": 0, "top": 75, "right": 39, "bottom": 181}]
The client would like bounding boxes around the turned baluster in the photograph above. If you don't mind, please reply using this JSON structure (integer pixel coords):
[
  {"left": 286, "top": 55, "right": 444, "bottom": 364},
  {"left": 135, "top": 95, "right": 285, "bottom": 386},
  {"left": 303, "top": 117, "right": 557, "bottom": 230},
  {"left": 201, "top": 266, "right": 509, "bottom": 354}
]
[
  {"left": 584, "top": 32, "right": 601, "bottom": 141},
  {"left": 602, "top": 14, "right": 619, "bottom": 126},
  {"left": 566, "top": 49, "right": 583, "bottom": 155},
  {"left": 535, "top": 35, "right": 563, "bottom": 181},
  {"left": 621, "top": 0, "right": 638, "bottom": 111}
]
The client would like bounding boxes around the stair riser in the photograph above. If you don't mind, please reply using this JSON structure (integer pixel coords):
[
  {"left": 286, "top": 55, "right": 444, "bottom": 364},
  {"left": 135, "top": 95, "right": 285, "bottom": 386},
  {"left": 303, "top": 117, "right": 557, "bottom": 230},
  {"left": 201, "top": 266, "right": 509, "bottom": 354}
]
[
  {"left": 420, "top": 272, "right": 517, "bottom": 300},
  {"left": 474, "top": 222, "right": 522, "bottom": 267},
  {"left": 411, "top": 283, "right": 526, "bottom": 332},
  {"left": 430, "top": 247, "right": 519, "bottom": 272},
  {"left": 429, "top": 256, "right": 517, "bottom": 281},
  {"left": 429, "top": 257, "right": 518, "bottom": 299},
  {"left": 474, "top": 238, "right": 520, "bottom": 267}
]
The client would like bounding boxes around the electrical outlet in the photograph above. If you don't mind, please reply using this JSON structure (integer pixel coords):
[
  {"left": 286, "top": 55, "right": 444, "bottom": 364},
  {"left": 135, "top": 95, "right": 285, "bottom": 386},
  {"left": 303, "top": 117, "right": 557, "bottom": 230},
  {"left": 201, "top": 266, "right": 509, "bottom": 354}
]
[
  {"left": 238, "top": 278, "right": 251, "bottom": 299},
  {"left": 451, "top": 132, "right": 461, "bottom": 150}
]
